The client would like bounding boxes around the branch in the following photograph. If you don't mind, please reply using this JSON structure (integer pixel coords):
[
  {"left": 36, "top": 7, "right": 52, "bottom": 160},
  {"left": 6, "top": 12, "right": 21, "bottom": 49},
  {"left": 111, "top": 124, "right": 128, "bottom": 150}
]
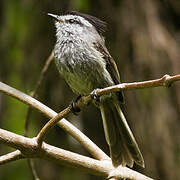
[
  {"left": 0, "top": 150, "right": 24, "bottom": 165},
  {"left": 36, "top": 107, "right": 71, "bottom": 145},
  {"left": 0, "top": 128, "right": 153, "bottom": 180},
  {"left": 0, "top": 81, "right": 109, "bottom": 161},
  {"left": 97, "top": 74, "right": 180, "bottom": 96},
  {"left": 36, "top": 74, "right": 180, "bottom": 142},
  {"left": 24, "top": 50, "right": 54, "bottom": 137},
  {"left": 30, "top": 50, "right": 54, "bottom": 98},
  {"left": 0, "top": 74, "right": 179, "bottom": 161},
  {"left": 0, "top": 74, "right": 179, "bottom": 178},
  {"left": 64, "top": 74, "right": 180, "bottom": 112}
]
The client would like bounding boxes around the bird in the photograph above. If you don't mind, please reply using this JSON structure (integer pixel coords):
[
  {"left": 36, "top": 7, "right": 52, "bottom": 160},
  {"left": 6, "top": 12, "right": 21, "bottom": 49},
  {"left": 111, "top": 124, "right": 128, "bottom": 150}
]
[{"left": 48, "top": 11, "right": 144, "bottom": 168}]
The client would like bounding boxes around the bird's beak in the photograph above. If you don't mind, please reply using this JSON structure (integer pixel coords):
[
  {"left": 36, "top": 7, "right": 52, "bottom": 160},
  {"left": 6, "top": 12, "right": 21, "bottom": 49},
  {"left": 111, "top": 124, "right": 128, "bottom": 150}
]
[{"left": 47, "top": 13, "right": 64, "bottom": 23}]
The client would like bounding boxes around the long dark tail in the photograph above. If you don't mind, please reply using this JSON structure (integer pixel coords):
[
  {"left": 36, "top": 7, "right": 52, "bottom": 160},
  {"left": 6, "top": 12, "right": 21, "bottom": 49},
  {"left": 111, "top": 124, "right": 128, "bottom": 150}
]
[{"left": 99, "top": 98, "right": 144, "bottom": 167}]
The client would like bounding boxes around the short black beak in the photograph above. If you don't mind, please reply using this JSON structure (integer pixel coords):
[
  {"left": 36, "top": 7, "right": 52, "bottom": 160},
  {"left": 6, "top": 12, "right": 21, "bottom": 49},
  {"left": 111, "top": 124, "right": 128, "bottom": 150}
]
[{"left": 47, "top": 13, "right": 64, "bottom": 23}]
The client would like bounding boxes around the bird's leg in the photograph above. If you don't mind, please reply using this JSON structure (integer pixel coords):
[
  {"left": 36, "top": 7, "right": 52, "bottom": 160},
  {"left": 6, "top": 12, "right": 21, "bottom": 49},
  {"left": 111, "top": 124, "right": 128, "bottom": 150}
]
[{"left": 69, "top": 95, "right": 82, "bottom": 115}]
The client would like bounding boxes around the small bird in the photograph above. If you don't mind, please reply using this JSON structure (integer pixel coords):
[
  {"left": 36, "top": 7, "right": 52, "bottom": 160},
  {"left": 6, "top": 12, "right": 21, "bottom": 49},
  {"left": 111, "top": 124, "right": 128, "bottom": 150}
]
[{"left": 48, "top": 11, "right": 144, "bottom": 168}]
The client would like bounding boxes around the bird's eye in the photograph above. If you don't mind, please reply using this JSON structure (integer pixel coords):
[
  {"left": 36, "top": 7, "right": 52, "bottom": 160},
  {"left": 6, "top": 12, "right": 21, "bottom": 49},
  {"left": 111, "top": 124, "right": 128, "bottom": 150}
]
[
  {"left": 69, "top": 19, "right": 75, "bottom": 24},
  {"left": 68, "top": 19, "right": 79, "bottom": 24}
]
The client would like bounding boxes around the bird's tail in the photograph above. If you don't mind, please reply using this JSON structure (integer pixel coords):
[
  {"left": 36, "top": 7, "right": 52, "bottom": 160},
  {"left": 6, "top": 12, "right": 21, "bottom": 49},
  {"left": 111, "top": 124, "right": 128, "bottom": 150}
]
[{"left": 99, "top": 98, "right": 144, "bottom": 167}]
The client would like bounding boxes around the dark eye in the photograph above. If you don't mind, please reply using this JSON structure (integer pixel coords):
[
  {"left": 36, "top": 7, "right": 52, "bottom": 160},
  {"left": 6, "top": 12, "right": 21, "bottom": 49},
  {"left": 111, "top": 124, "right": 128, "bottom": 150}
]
[
  {"left": 68, "top": 19, "right": 79, "bottom": 24},
  {"left": 69, "top": 19, "right": 75, "bottom": 24}
]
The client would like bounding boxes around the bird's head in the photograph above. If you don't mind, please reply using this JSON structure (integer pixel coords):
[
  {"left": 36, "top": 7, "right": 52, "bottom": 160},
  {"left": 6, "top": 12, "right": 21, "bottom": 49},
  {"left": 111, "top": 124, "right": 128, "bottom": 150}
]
[{"left": 48, "top": 11, "right": 107, "bottom": 41}]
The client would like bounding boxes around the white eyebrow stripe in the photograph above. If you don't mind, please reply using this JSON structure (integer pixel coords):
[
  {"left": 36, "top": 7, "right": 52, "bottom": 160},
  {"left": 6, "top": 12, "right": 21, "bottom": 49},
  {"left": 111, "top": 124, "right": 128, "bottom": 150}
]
[{"left": 60, "top": 15, "right": 93, "bottom": 27}]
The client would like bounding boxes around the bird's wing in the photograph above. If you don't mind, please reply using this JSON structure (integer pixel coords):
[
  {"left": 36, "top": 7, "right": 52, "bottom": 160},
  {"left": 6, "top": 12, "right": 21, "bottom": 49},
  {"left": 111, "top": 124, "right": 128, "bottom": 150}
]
[{"left": 93, "top": 42, "right": 124, "bottom": 103}]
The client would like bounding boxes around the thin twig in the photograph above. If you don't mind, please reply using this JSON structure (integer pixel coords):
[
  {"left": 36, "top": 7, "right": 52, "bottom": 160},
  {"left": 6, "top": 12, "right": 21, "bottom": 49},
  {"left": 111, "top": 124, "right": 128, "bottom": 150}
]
[
  {"left": 0, "top": 150, "right": 24, "bottom": 165},
  {"left": 24, "top": 50, "right": 54, "bottom": 137},
  {"left": 0, "top": 128, "right": 153, "bottom": 180},
  {"left": 36, "top": 107, "right": 71, "bottom": 145},
  {"left": 97, "top": 74, "right": 180, "bottom": 96},
  {"left": 31, "top": 50, "right": 54, "bottom": 97},
  {"left": 27, "top": 159, "right": 40, "bottom": 180}
]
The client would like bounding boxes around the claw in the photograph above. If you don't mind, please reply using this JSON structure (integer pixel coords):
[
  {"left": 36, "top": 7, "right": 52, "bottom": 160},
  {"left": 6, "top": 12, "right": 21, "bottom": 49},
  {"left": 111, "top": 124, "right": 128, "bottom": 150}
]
[
  {"left": 69, "top": 95, "right": 81, "bottom": 115},
  {"left": 91, "top": 88, "right": 100, "bottom": 102}
]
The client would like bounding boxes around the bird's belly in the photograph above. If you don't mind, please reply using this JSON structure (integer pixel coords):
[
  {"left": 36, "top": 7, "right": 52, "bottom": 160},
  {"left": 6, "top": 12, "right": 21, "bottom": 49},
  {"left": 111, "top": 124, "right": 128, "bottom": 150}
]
[
  {"left": 55, "top": 51, "right": 114, "bottom": 95},
  {"left": 65, "top": 72, "right": 93, "bottom": 94},
  {"left": 57, "top": 64, "right": 114, "bottom": 95}
]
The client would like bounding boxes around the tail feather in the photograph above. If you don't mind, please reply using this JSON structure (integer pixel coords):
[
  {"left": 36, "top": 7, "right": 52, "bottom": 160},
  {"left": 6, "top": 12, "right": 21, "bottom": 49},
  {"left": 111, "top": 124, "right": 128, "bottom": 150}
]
[{"left": 99, "top": 98, "right": 144, "bottom": 167}]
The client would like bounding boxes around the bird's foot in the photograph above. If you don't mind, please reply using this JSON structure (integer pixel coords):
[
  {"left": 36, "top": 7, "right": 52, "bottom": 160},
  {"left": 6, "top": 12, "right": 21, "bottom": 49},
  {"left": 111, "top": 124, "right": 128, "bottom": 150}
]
[
  {"left": 90, "top": 88, "right": 100, "bottom": 102},
  {"left": 69, "top": 95, "right": 81, "bottom": 115}
]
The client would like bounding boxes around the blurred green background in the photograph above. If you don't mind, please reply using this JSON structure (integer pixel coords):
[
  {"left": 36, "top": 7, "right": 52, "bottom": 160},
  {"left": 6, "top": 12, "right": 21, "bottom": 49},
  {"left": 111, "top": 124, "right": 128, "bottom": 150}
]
[{"left": 0, "top": 0, "right": 180, "bottom": 179}]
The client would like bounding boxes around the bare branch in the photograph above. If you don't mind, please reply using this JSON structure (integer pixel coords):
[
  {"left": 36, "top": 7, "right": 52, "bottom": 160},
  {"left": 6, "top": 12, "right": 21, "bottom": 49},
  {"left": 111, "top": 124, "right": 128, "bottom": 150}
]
[
  {"left": 36, "top": 107, "right": 71, "bottom": 145},
  {"left": 31, "top": 50, "right": 54, "bottom": 98},
  {"left": 0, "top": 150, "right": 24, "bottom": 165},
  {"left": 25, "top": 50, "right": 54, "bottom": 137},
  {"left": 68, "top": 74, "right": 180, "bottom": 112},
  {"left": 97, "top": 74, "right": 180, "bottom": 96},
  {"left": 0, "top": 74, "right": 179, "bottom": 179},
  {"left": 0, "top": 128, "right": 153, "bottom": 180},
  {"left": 0, "top": 81, "right": 109, "bottom": 161},
  {"left": 0, "top": 74, "right": 179, "bottom": 162}
]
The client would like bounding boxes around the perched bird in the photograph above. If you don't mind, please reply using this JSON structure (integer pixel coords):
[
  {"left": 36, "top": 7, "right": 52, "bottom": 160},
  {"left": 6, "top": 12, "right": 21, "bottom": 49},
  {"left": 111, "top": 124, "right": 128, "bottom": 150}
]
[{"left": 48, "top": 11, "right": 144, "bottom": 167}]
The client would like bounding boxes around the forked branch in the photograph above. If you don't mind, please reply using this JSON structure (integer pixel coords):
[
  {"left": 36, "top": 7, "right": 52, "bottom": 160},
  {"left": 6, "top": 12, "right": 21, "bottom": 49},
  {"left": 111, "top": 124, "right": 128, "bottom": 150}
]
[
  {"left": 0, "top": 81, "right": 109, "bottom": 161},
  {"left": 0, "top": 74, "right": 179, "bottom": 179},
  {"left": 0, "top": 128, "right": 153, "bottom": 180}
]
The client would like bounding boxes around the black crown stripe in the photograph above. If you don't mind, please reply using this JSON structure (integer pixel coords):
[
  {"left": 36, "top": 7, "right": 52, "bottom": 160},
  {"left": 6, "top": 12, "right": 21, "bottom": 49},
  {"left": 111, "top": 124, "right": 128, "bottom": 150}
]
[{"left": 65, "top": 11, "right": 107, "bottom": 35}]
